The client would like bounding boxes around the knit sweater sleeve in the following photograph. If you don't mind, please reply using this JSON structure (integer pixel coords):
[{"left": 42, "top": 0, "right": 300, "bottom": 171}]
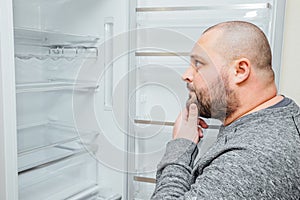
[
  {"left": 151, "top": 139, "right": 295, "bottom": 199},
  {"left": 151, "top": 138, "right": 198, "bottom": 199},
  {"left": 151, "top": 138, "right": 249, "bottom": 199}
]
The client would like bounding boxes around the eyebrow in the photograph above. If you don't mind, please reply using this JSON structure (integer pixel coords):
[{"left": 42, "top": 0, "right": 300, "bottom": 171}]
[{"left": 190, "top": 54, "right": 206, "bottom": 61}]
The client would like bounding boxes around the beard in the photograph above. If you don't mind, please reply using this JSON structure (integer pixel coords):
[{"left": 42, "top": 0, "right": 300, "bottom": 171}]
[{"left": 186, "top": 74, "right": 239, "bottom": 121}]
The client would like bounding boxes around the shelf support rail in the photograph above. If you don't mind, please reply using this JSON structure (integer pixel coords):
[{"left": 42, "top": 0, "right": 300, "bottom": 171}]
[{"left": 136, "top": 3, "right": 271, "bottom": 12}]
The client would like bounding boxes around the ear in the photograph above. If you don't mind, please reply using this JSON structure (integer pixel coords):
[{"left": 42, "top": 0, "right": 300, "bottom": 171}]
[{"left": 232, "top": 58, "right": 251, "bottom": 84}]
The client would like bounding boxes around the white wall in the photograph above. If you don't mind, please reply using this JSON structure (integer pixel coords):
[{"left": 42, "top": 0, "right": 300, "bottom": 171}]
[{"left": 279, "top": 0, "right": 300, "bottom": 105}]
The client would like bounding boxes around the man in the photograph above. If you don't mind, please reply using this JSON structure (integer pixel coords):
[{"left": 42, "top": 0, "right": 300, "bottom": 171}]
[{"left": 151, "top": 21, "right": 300, "bottom": 199}]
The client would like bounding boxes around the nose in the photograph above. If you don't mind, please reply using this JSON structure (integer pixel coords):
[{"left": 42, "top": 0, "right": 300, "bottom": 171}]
[{"left": 182, "top": 66, "right": 194, "bottom": 83}]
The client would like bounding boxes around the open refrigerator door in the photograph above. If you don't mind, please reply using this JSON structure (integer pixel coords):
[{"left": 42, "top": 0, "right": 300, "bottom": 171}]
[{"left": 128, "top": 0, "right": 285, "bottom": 199}]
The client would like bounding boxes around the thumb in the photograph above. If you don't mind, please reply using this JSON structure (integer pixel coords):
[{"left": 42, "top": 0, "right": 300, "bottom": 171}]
[{"left": 188, "top": 103, "right": 198, "bottom": 126}]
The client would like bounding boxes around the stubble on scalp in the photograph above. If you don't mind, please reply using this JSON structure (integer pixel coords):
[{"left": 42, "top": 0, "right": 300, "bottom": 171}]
[{"left": 204, "top": 21, "right": 274, "bottom": 82}]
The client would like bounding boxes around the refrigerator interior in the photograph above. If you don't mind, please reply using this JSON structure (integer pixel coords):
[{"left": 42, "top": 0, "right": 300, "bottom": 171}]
[
  {"left": 9, "top": 0, "right": 285, "bottom": 199},
  {"left": 129, "top": 0, "right": 283, "bottom": 199},
  {"left": 13, "top": 0, "right": 129, "bottom": 199}
]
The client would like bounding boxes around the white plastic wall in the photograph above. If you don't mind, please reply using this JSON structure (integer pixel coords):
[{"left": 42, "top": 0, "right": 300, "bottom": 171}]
[
  {"left": 0, "top": 0, "right": 18, "bottom": 199},
  {"left": 279, "top": 0, "right": 300, "bottom": 104}
]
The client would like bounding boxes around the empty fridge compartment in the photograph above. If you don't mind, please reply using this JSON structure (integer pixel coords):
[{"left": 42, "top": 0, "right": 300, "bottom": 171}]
[
  {"left": 133, "top": 173, "right": 156, "bottom": 200},
  {"left": 133, "top": 178, "right": 156, "bottom": 200},
  {"left": 17, "top": 121, "right": 99, "bottom": 155},
  {"left": 137, "top": 64, "right": 186, "bottom": 84},
  {"left": 18, "top": 122, "right": 77, "bottom": 154},
  {"left": 136, "top": 0, "right": 273, "bottom": 52},
  {"left": 134, "top": 64, "right": 187, "bottom": 122},
  {"left": 18, "top": 151, "right": 98, "bottom": 200}
]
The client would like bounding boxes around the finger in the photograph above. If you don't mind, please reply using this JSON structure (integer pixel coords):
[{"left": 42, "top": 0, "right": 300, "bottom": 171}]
[
  {"left": 175, "top": 107, "right": 187, "bottom": 124},
  {"left": 188, "top": 103, "right": 198, "bottom": 126},
  {"left": 182, "top": 107, "right": 189, "bottom": 121},
  {"left": 173, "top": 112, "right": 183, "bottom": 138},
  {"left": 174, "top": 112, "right": 181, "bottom": 126},
  {"left": 198, "top": 117, "right": 209, "bottom": 129}
]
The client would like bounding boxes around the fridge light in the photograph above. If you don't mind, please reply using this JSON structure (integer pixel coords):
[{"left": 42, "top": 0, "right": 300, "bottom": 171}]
[{"left": 244, "top": 11, "right": 258, "bottom": 18}]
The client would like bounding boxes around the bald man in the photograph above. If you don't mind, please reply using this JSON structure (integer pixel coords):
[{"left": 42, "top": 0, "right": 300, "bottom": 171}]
[{"left": 151, "top": 21, "right": 300, "bottom": 199}]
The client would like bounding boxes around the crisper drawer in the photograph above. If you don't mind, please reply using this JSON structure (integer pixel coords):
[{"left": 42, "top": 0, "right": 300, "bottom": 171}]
[{"left": 18, "top": 152, "right": 98, "bottom": 200}]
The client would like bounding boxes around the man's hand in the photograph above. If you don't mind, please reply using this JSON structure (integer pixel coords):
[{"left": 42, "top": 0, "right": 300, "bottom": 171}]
[{"left": 173, "top": 103, "right": 208, "bottom": 144}]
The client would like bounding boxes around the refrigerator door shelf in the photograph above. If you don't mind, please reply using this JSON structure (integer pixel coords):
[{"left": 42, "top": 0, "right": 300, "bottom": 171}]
[
  {"left": 17, "top": 121, "right": 99, "bottom": 155},
  {"left": 16, "top": 79, "right": 100, "bottom": 93},
  {"left": 18, "top": 152, "right": 98, "bottom": 200}
]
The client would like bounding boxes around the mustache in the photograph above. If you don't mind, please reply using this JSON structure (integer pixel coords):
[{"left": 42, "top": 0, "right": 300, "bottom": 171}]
[{"left": 186, "top": 83, "right": 195, "bottom": 92}]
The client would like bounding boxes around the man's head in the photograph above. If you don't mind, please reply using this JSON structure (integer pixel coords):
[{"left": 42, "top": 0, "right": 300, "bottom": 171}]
[{"left": 183, "top": 21, "right": 275, "bottom": 122}]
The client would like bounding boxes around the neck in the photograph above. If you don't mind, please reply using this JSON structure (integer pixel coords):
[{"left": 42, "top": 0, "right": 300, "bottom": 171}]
[{"left": 224, "top": 91, "right": 282, "bottom": 126}]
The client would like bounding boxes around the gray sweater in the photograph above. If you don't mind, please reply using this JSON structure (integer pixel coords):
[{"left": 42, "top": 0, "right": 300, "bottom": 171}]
[{"left": 151, "top": 98, "right": 300, "bottom": 199}]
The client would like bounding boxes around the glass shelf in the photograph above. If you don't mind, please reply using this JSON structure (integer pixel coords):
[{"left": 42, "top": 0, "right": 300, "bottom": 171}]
[
  {"left": 16, "top": 79, "right": 99, "bottom": 93},
  {"left": 17, "top": 121, "right": 99, "bottom": 155},
  {"left": 15, "top": 48, "right": 98, "bottom": 60},
  {"left": 14, "top": 27, "right": 101, "bottom": 46},
  {"left": 14, "top": 28, "right": 100, "bottom": 60},
  {"left": 18, "top": 141, "right": 83, "bottom": 173},
  {"left": 67, "top": 186, "right": 100, "bottom": 200}
]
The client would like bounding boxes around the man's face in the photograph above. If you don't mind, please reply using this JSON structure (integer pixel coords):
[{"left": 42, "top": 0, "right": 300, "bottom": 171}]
[{"left": 182, "top": 30, "right": 239, "bottom": 121}]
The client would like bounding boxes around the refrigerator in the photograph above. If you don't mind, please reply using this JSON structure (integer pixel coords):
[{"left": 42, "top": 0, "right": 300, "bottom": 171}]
[{"left": 0, "top": 0, "right": 286, "bottom": 199}]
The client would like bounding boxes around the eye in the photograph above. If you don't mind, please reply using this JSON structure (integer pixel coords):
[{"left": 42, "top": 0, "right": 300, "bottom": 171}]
[{"left": 195, "top": 60, "right": 203, "bottom": 69}]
